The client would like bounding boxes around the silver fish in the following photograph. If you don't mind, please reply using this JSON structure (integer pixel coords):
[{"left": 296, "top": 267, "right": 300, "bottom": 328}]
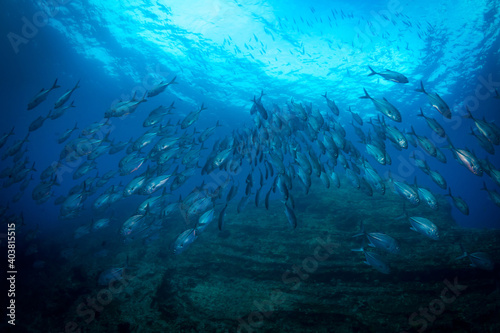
[
  {"left": 415, "top": 81, "right": 451, "bottom": 119},
  {"left": 368, "top": 66, "right": 408, "bottom": 83},
  {"left": 27, "top": 79, "right": 60, "bottom": 110},
  {"left": 408, "top": 216, "right": 439, "bottom": 240},
  {"left": 54, "top": 80, "right": 80, "bottom": 109},
  {"left": 172, "top": 228, "right": 197, "bottom": 254},
  {"left": 359, "top": 89, "right": 401, "bottom": 122}
]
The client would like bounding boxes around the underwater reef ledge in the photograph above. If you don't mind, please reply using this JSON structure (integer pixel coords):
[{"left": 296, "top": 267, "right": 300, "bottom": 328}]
[{"left": 14, "top": 179, "right": 500, "bottom": 332}]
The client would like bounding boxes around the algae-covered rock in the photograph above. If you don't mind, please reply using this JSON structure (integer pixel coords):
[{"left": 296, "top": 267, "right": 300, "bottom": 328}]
[{"left": 15, "top": 179, "right": 500, "bottom": 332}]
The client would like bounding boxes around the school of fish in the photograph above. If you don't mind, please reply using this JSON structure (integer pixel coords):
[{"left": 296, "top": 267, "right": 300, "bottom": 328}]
[{"left": 1, "top": 62, "right": 499, "bottom": 276}]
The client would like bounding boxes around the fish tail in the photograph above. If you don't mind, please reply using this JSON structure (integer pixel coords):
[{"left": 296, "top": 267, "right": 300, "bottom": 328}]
[
  {"left": 408, "top": 125, "right": 416, "bottom": 136},
  {"left": 359, "top": 88, "right": 370, "bottom": 99},
  {"left": 8, "top": 126, "right": 15, "bottom": 136},
  {"left": 445, "top": 187, "right": 452, "bottom": 197},
  {"left": 481, "top": 181, "right": 488, "bottom": 191},
  {"left": 200, "top": 103, "right": 207, "bottom": 111},
  {"left": 352, "top": 220, "right": 365, "bottom": 237},
  {"left": 468, "top": 126, "right": 475, "bottom": 136},
  {"left": 141, "top": 91, "right": 148, "bottom": 102},
  {"left": 463, "top": 106, "right": 474, "bottom": 119},
  {"left": 417, "top": 108, "right": 425, "bottom": 117},
  {"left": 321, "top": 91, "right": 328, "bottom": 99},
  {"left": 455, "top": 248, "right": 468, "bottom": 260},
  {"left": 415, "top": 80, "right": 426, "bottom": 93},
  {"left": 74, "top": 79, "right": 81, "bottom": 90},
  {"left": 52, "top": 78, "right": 61, "bottom": 90},
  {"left": 168, "top": 76, "right": 178, "bottom": 85},
  {"left": 444, "top": 136, "right": 454, "bottom": 149},
  {"left": 367, "top": 66, "right": 377, "bottom": 76}
]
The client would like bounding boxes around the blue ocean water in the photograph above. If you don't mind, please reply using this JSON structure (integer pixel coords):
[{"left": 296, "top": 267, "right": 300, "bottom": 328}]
[
  {"left": 2, "top": 0, "right": 499, "bottom": 227},
  {"left": 1, "top": 0, "right": 500, "bottom": 331}
]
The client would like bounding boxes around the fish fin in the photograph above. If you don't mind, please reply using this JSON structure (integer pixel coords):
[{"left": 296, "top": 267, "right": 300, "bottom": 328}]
[
  {"left": 359, "top": 88, "right": 370, "bottom": 99},
  {"left": 480, "top": 181, "right": 487, "bottom": 191},
  {"left": 351, "top": 247, "right": 364, "bottom": 252},
  {"left": 52, "top": 78, "right": 61, "bottom": 90},
  {"left": 408, "top": 125, "right": 416, "bottom": 136},
  {"left": 463, "top": 106, "right": 474, "bottom": 119},
  {"left": 168, "top": 76, "right": 178, "bottom": 85},
  {"left": 415, "top": 80, "right": 426, "bottom": 93},
  {"left": 444, "top": 187, "right": 452, "bottom": 197},
  {"left": 468, "top": 126, "right": 476, "bottom": 136},
  {"left": 394, "top": 214, "right": 406, "bottom": 220},
  {"left": 367, "top": 66, "right": 377, "bottom": 76}
]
